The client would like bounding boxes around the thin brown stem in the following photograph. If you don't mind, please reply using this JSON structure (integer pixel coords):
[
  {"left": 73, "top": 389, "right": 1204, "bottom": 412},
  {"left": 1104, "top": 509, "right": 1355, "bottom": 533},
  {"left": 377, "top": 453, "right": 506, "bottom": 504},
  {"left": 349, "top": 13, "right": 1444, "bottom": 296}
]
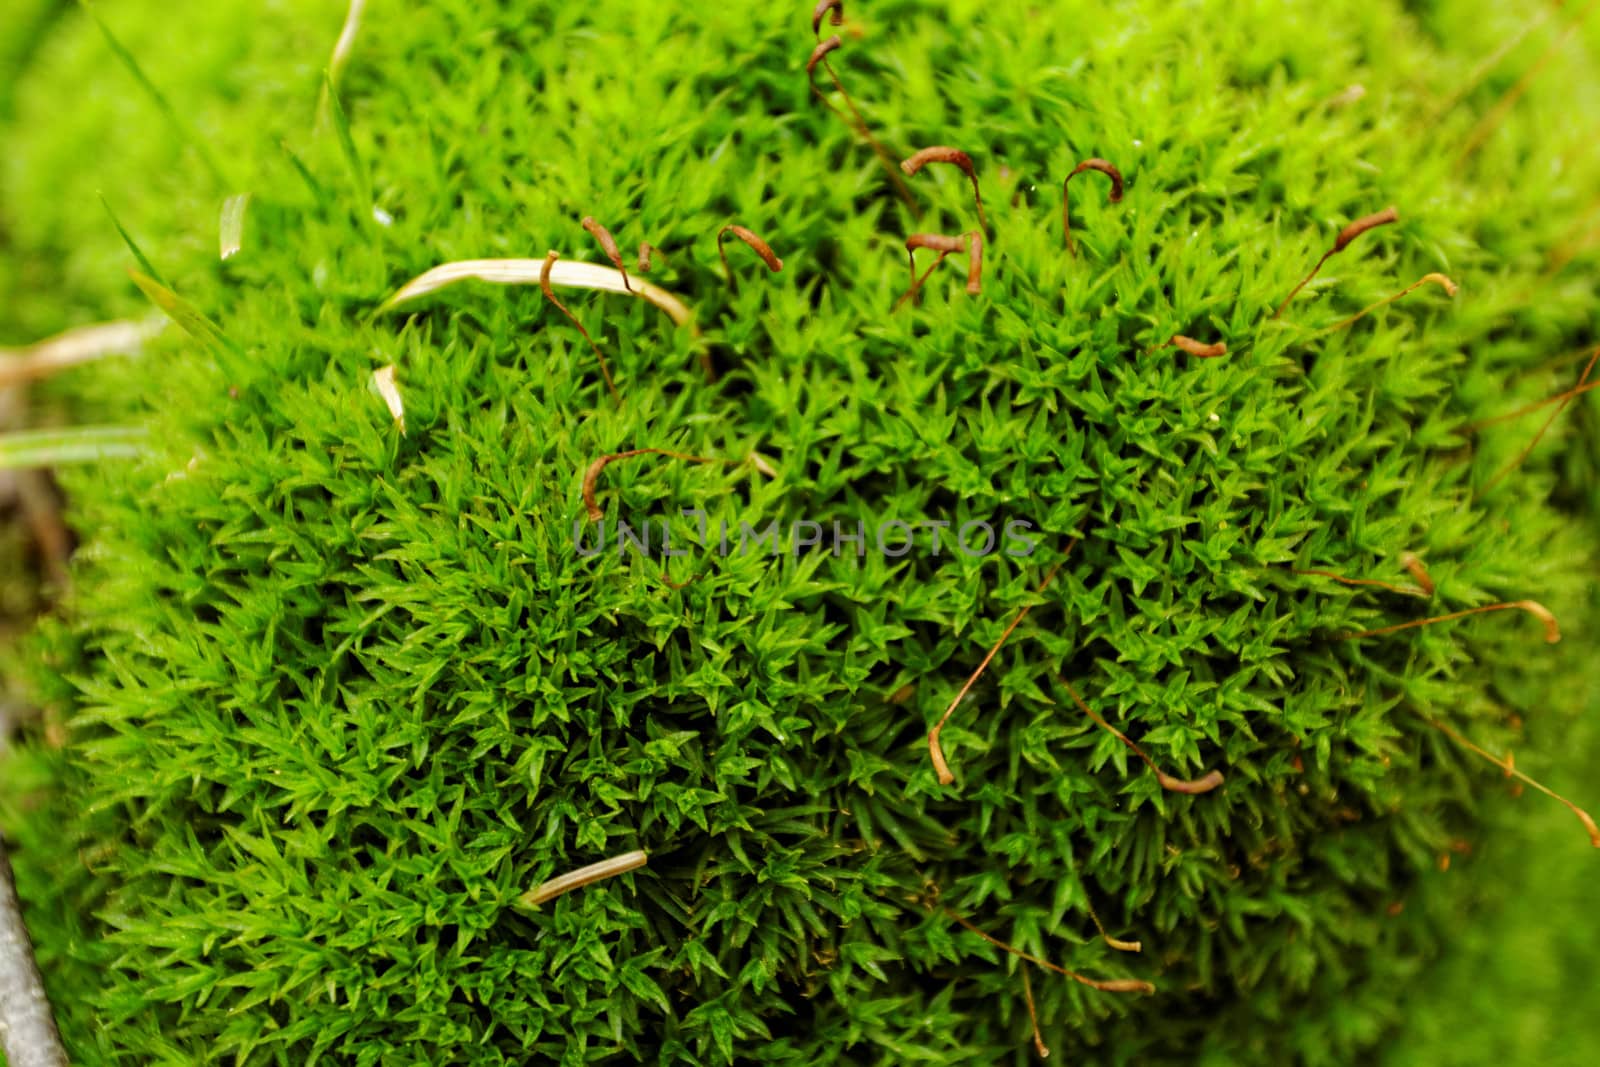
[
  {"left": 1476, "top": 347, "right": 1600, "bottom": 498},
  {"left": 1292, "top": 564, "right": 1431, "bottom": 599},
  {"left": 581, "top": 216, "right": 631, "bottom": 292},
  {"left": 893, "top": 250, "right": 953, "bottom": 312},
  {"left": 946, "top": 909, "right": 1155, "bottom": 995},
  {"left": 1274, "top": 249, "right": 1334, "bottom": 318},
  {"left": 541, "top": 251, "right": 620, "bottom": 403},
  {"left": 1083, "top": 898, "right": 1141, "bottom": 954},
  {"left": 1546, "top": 220, "right": 1600, "bottom": 278},
  {"left": 1021, "top": 967, "right": 1050, "bottom": 1058},
  {"left": 901, "top": 235, "right": 961, "bottom": 308},
  {"left": 637, "top": 241, "right": 661, "bottom": 272},
  {"left": 1457, "top": 0, "right": 1599, "bottom": 166},
  {"left": 1430, "top": 5, "right": 1561, "bottom": 123},
  {"left": 901, "top": 146, "right": 989, "bottom": 232},
  {"left": 1335, "top": 600, "right": 1560, "bottom": 644},
  {"left": 717, "top": 224, "right": 784, "bottom": 290},
  {"left": 1317, "top": 273, "right": 1459, "bottom": 334},
  {"left": 1468, "top": 375, "right": 1600, "bottom": 432},
  {"left": 807, "top": 37, "right": 916, "bottom": 210},
  {"left": 1062, "top": 159, "right": 1124, "bottom": 256},
  {"left": 1059, "top": 677, "right": 1225, "bottom": 795},
  {"left": 581, "top": 448, "right": 722, "bottom": 522},
  {"left": 1273, "top": 206, "right": 1400, "bottom": 319},
  {"left": 1420, "top": 713, "right": 1600, "bottom": 848},
  {"left": 899, "top": 232, "right": 982, "bottom": 309},
  {"left": 1552, "top": 189, "right": 1600, "bottom": 257},
  {"left": 928, "top": 547, "right": 1075, "bottom": 785},
  {"left": 1507, "top": 341, "right": 1600, "bottom": 389}
]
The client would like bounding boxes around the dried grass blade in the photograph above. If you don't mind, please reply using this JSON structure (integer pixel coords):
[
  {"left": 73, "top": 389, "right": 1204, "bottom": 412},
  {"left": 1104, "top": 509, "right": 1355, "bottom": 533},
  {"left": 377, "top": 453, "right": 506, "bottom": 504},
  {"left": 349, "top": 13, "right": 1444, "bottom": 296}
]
[
  {"left": 377, "top": 258, "right": 696, "bottom": 329},
  {"left": 0, "top": 319, "right": 162, "bottom": 389},
  {"left": 371, "top": 364, "right": 405, "bottom": 433},
  {"left": 520, "top": 850, "right": 649, "bottom": 907},
  {"left": 219, "top": 193, "right": 251, "bottom": 260}
]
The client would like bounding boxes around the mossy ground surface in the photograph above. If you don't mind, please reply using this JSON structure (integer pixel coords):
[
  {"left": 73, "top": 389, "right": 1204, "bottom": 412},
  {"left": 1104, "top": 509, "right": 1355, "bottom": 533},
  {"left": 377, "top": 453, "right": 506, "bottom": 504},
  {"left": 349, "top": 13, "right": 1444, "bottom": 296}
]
[{"left": 2, "top": 1, "right": 1599, "bottom": 1064}]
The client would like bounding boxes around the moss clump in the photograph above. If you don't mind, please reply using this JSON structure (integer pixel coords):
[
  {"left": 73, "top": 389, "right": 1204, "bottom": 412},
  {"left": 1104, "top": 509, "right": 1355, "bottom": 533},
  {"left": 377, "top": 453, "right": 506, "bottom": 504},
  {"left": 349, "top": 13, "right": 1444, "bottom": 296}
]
[{"left": 3, "top": 0, "right": 1600, "bottom": 1063}]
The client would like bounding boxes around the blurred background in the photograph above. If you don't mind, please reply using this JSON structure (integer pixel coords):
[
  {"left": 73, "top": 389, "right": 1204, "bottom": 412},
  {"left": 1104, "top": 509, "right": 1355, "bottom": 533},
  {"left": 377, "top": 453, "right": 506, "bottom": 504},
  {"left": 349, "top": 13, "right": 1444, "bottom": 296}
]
[{"left": 2, "top": 1, "right": 1598, "bottom": 1063}]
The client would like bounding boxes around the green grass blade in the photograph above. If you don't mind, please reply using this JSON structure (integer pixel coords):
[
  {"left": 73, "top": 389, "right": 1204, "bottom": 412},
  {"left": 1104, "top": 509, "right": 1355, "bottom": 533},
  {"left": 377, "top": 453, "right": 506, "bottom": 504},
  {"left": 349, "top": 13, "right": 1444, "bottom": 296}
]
[
  {"left": 81, "top": 0, "right": 230, "bottom": 187},
  {"left": 279, "top": 140, "right": 329, "bottom": 207},
  {"left": 99, "top": 194, "right": 166, "bottom": 285},
  {"left": 126, "top": 269, "right": 236, "bottom": 357},
  {"left": 323, "top": 71, "right": 371, "bottom": 211},
  {"left": 0, "top": 426, "right": 148, "bottom": 469}
]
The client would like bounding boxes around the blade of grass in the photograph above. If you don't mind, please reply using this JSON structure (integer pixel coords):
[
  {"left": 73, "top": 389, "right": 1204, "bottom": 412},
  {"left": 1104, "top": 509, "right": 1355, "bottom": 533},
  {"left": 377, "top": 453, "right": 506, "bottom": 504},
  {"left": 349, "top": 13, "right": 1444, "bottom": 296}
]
[
  {"left": 279, "top": 141, "right": 330, "bottom": 207},
  {"left": 541, "top": 251, "right": 621, "bottom": 404},
  {"left": 370, "top": 365, "right": 405, "bottom": 433},
  {"left": 81, "top": 1, "right": 229, "bottom": 187},
  {"left": 0, "top": 318, "right": 163, "bottom": 389},
  {"left": 519, "top": 850, "right": 650, "bottom": 908},
  {"left": 99, "top": 194, "right": 166, "bottom": 285},
  {"left": 324, "top": 71, "right": 372, "bottom": 211},
  {"left": 326, "top": 0, "right": 367, "bottom": 93},
  {"left": 126, "top": 269, "right": 231, "bottom": 353},
  {"left": 219, "top": 193, "right": 251, "bottom": 260},
  {"left": 378, "top": 258, "right": 697, "bottom": 329},
  {"left": 0, "top": 426, "right": 148, "bottom": 469}
]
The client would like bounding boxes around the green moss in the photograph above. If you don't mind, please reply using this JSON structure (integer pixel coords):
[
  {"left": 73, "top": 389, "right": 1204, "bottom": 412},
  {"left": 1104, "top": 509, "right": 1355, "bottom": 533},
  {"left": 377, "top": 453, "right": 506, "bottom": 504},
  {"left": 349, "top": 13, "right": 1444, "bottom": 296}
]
[{"left": 2, "top": 0, "right": 1599, "bottom": 1063}]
